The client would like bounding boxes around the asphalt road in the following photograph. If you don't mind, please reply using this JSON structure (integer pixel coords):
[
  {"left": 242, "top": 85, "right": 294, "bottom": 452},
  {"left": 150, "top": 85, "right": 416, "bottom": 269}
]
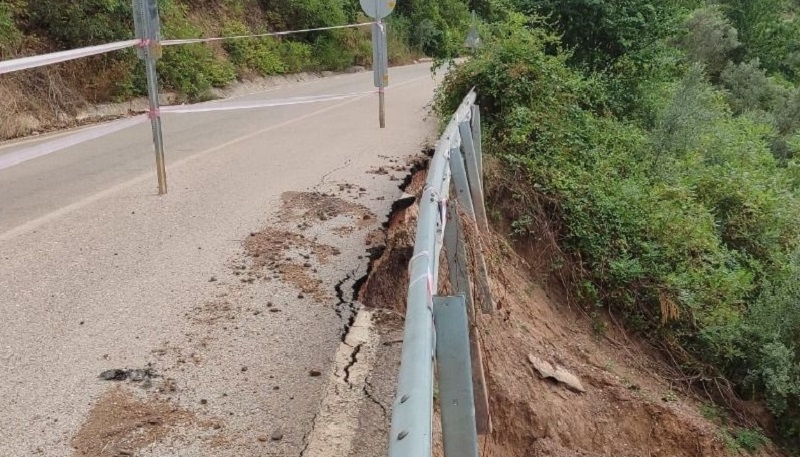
[{"left": 0, "top": 63, "right": 437, "bottom": 456}]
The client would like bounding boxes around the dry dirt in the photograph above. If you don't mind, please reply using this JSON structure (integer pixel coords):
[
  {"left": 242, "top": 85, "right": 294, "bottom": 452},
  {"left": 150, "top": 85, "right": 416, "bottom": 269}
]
[
  {"left": 71, "top": 387, "right": 195, "bottom": 457},
  {"left": 472, "top": 229, "right": 789, "bottom": 457},
  {"left": 243, "top": 226, "right": 339, "bottom": 301},
  {"left": 279, "top": 191, "right": 376, "bottom": 228},
  {"left": 359, "top": 157, "right": 429, "bottom": 313}
]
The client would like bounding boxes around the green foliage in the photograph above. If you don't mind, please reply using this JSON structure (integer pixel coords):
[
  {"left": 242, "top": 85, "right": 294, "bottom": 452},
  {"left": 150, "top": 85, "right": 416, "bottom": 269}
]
[
  {"left": 27, "top": 0, "right": 132, "bottom": 47},
  {"left": 395, "top": 0, "right": 471, "bottom": 57},
  {"left": 385, "top": 17, "right": 415, "bottom": 64},
  {"left": 260, "top": 0, "right": 347, "bottom": 31},
  {"left": 222, "top": 22, "right": 286, "bottom": 77},
  {"left": 717, "top": 0, "right": 800, "bottom": 82},
  {"left": 278, "top": 40, "right": 313, "bottom": 73},
  {"left": 510, "top": 0, "right": 688, "bottom": 71},
  {"left": 681, "top": 6, "right": 740, "bottom": 78},
  {"left": 720, "top": 59, "right": 788, "bottom": 115},
  {"left": 310, "top": 36, "right": 355, "bottom": 71},
  {"left": 13, "top": 0, "right": 469, "bottom": 101},
  {"left": 437, "top": 14, "right": 800, "bottom": 445},
  {"left": 651, "top": 64, "right": 726, "bottom": 156},
  {"left": 157, "top": 1, "right": 235, "bottom": 100},
  {"left": 0, "top": 1, "right": 22, "bottom": 57},
  {"left": 700, "top": 403, "right": 722, "bottom": 422},
  {"left": 734, "top": 428, "right": 768, "bottom": 452},
  {"left": 739, "top": 255, "right": 800, "bottom": 438},
  {"left": 159, "top": 44, "right": 236, "bottom": 101}
]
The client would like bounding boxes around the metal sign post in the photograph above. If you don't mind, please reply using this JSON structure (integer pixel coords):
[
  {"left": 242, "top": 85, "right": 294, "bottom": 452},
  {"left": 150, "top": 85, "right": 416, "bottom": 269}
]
[
  {"left": 360, "top": 0, "right": 395, "bottom": 128},
  {"left": 373, "top": 20, "right": 388, "bottom": 128},
  {"left": 133, "top": 0, "right": 167, "bottom": 195}
]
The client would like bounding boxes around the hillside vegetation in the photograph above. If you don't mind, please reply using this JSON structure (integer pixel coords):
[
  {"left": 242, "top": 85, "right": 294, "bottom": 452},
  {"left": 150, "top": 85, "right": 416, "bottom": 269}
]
[
  {"left": 439, "top": 0, "right": 800, "bottom": 451},
  {"left": 0, "top": 0, "right": 472, "bottom": 138}
]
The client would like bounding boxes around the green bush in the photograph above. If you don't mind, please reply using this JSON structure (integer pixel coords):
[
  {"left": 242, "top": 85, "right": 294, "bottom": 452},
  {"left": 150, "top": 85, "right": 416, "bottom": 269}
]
[
  {"left": 720, "top": 59, "right": 789, "bottom": 115},
  {"left": 681, "top": 6, "right": 740, "bottom": 78},
  {"left": 157, "top": 1, "right": 235, "bottom": 100},
  {"left": 436, "top": 15, "right": 800, "bottom": 444},
  {"left": 222, "top": 22, "right": 286, "bottom": 77},
  {"left": 260, "top": 0, "right": 347, "bottom": 31},
  {"left": 278, "top": 40, "right": 313, "bottom": 73},
  {"left": 735, "top": 428, "right": 769, "bottom": 452},
  {"left": 159, "top": 44, "right": 235, "bottom": 101},
  {"left": 27, "top": 0, "right": 132, "bottom": 47},
  {"left": 395, "top": 0, "right": 470, "bottom": 57},
  {"left": 717, "top": 0, "right": 800, "bottom": 82},
  {"left": 0, "top": 1, "right": 22, "bottom": 57},
  {"left": 310, "top": 36, "right": 354, "bottom": 71},
  {"left": 509, "top": 0, "right": 689, "bottom": 70}
]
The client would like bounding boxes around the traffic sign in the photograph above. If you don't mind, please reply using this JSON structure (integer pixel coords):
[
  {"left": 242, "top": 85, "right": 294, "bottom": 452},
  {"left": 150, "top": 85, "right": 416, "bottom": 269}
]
[
  {"left": 465, "top": 11, "right": 481, "bottom": 50},
  {"left": 360, "top": 0, "right": 396, "bottom": 19},
  {"left": 465, "top": 28, "right": 481, "bottom": 50}
]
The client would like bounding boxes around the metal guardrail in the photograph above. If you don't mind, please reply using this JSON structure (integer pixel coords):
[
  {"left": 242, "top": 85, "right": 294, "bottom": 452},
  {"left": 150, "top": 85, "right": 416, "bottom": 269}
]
[{"left": 388, "top": 89, "right": 494, "bottom": 457}]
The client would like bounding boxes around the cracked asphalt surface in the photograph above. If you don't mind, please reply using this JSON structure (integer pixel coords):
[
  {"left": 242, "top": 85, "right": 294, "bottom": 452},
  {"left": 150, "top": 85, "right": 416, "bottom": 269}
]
[{"left": 0, "top": 63, "right": 437, "bottom": 456}]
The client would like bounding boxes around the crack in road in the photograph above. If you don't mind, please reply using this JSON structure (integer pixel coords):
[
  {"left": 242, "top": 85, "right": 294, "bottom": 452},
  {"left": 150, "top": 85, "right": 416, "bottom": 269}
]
[
  {"left": 333, "top": 266, "right": 362, "bottom": 343},
  {"left": 317, "top": 158, "right": 354, "bottom": 187},
  {"left": 298, "top": 409, "right": 320, "bottom": 457},
  {"left": 343, "top": 343, "right": 363, "bottom": 385},
  {"left": 364, "top": 378, "right": 389, "bottom": 418}
]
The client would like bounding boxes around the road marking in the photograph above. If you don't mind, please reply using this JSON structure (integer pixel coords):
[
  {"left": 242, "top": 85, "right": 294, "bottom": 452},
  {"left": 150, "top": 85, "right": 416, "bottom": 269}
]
[{"left": 0, "top": 73, "right": 431, "bottom": 242}]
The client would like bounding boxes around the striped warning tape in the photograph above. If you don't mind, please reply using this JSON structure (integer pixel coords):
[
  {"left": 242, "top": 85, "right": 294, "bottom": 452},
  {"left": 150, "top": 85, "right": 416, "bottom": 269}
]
[
  {"left": 162, "top": 22, "right": 373, "bottom": 46},
  {"left": 0, "top": 89, "right": 378, "bottom": 171},
  {"left": 0, "top": 115, "right": 148, "bottom": 172},
  {"left": 0, "top": 22, "right": 371, "bottom": 75},
  {"left": 0, "top": 40, "right": 139, "bottom": 75},
  {"left": 161, "top": 91, "right": 375, "bottom": 114}
]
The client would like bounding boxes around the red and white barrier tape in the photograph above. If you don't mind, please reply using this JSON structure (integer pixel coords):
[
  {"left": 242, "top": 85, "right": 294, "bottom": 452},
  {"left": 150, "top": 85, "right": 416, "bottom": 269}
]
[
  {"left": 162, "top": 22, "right": 373, "bottom": 46},
  {"left": 161, "top": 90, "right": 375, "bottom": 114},
  {"left": 0, "top": 115, "right": 147, "bottom": 172},
  {"left": 0, "top": 39, "right": 139, "bottom": 76},
  {"left": 0, "top": 88, "right": 379, "bottom": 171},
  {"left": 0, "top": 21, "right": 371, "bottom": 75}
]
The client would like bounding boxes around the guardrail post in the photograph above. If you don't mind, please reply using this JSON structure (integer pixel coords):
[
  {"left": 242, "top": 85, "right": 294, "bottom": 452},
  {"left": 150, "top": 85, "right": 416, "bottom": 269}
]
[
  {"left": 459, "top": 121, "right": 488, "bottom": 232},
  {"left": 470, "top": 105, "right": 483, "bottom": 182},
  {"left": 433, "top": 295, "right": 479, "bottom": 457},
  {"left": 449, "top": 147, "right": 476, "bottom": 218},
  {"left": 444, "top": 202, "right": 492, "bottom": 435},
  {"left": 444, "top": 201, "right": 472, "bottom": 307}
]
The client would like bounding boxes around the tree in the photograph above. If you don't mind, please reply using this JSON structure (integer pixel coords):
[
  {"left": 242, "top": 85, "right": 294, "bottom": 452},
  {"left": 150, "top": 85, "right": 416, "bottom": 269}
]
[
  {"left": 681, "top": 6, "right": 740, "bottom": 78},
  {"left": 510, "top": 0, "right": 690, "bottom": 70}
]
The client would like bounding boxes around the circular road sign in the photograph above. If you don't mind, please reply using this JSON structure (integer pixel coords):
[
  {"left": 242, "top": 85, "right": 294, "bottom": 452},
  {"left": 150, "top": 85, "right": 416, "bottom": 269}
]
[{"left": 360, "top": 0, "right": 396, "bottom": 19}]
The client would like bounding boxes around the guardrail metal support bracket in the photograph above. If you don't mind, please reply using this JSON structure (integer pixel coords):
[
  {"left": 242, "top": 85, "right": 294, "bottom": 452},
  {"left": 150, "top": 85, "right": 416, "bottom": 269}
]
[
  {"left": 444, "top": 204, "right": 492, "bottom": 435},
  {"left": 470, "top": 105, "right": 483, "bottom": 184},
  {"left": 449, "top": 147, "right": 477, "bottom": 218},
  {"left": 459, "top": 121, "right": 488, "bottom": 232},
  {"left": 433, "top": 295, "right": 479, "bottom": 457}
]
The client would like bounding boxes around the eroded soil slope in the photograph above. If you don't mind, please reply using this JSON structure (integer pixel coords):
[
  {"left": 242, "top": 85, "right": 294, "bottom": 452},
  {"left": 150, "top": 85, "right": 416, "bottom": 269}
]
[{"left": 363, "top": 160, "right": 788, "bottom": 457}]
